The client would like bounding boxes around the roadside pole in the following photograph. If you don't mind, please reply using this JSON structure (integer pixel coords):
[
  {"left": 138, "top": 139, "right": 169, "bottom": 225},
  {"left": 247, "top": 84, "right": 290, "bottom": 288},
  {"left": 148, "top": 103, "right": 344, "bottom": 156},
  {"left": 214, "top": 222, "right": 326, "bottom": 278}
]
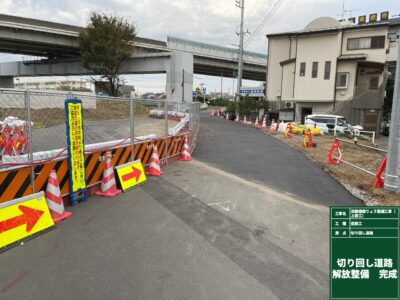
[
  {"left": 384, "top": 33, "right": 400, "bottom": 193},
  {"left": 130, "top": 98, "right": 135, "bottom": 161},
  {"left": 235, "top": 0, "right": 245, "bottom": 116},
  {"left": 164, "top": 101, "right": 169, "bottom": 166},
  {"left": 25, "top": 90, "right": 35, "bottom": 193},
  {"left": 334, "top": 117, "right": 337, "bottom": 137}
]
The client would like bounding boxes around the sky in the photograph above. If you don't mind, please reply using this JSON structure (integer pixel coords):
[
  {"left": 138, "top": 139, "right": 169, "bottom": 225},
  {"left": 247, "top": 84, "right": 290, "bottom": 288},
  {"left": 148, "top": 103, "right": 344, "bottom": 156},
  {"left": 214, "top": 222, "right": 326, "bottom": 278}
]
[{"left": 0, "top": 0, "right": 398, "bottom": 94}]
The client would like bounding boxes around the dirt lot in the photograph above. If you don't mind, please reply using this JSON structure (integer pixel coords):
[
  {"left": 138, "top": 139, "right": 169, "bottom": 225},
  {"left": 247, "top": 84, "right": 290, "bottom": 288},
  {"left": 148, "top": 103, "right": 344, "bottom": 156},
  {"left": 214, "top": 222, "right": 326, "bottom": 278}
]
[
  {"left": 262, "top": 129, "right": 400, "bottom": 206},
  {"left": 0, "top": 100, "right": 153, "bottom": 125}
]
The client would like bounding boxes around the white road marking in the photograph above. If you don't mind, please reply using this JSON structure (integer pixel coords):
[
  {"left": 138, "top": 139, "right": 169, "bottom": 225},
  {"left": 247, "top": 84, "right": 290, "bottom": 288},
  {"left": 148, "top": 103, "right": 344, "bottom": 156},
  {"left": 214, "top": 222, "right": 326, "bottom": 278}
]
[
  {"left": 207, "top": 201, "right": 232, "bottom": 212},
  {"left": 192, "top": 160, "right": 328, "bottom": 212}
]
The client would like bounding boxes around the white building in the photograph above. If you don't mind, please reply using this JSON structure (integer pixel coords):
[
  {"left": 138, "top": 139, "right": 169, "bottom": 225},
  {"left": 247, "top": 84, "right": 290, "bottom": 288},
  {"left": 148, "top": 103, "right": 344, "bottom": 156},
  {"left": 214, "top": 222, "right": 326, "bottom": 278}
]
[
  {"left": 15, "top": 79, "right": 92, "bottom": 91},
  {"left": 266, "top": 14, "right": 400, "bottom": 132}
]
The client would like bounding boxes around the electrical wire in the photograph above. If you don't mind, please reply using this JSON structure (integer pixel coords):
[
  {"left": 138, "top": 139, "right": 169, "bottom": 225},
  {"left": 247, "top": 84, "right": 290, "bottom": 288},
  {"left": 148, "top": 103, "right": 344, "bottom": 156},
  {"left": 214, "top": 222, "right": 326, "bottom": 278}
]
[{"left": 244, "top": 0, "right": 283, "bottom": 48}]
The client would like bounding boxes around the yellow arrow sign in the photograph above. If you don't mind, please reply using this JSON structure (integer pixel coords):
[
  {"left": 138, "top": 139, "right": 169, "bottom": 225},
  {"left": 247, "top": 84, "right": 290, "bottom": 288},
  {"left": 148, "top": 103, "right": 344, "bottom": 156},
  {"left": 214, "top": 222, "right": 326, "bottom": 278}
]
[
  {"left": 116, "top": 160, "right": 147, "bottom": 192},
  {"left": 0, "top": 192, "right": 54, "bottom": 249}
]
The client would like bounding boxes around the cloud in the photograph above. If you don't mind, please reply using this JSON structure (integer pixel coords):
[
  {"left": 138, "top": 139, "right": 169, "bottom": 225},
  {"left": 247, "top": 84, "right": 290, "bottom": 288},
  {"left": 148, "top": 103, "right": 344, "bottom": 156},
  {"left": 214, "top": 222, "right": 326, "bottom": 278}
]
[
  {"left": 0, "top": 0, "right": 397, "bottom": 92},
  {"left": 1, "top": 0, "right": 397, "bottom": 53}
]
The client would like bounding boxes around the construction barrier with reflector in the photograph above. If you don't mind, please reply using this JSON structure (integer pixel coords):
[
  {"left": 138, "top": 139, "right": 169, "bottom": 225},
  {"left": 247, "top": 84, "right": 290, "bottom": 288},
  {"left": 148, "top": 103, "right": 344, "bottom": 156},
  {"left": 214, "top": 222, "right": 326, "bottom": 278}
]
[
  {"left": 116, "top": 160, "right": 147, "bottom": 191},
  {"left": 0, "top": 191, "right": 54, "bottom": 250},
  {"left": 0, "top": 133, "right": 188, "bottom": 204}
]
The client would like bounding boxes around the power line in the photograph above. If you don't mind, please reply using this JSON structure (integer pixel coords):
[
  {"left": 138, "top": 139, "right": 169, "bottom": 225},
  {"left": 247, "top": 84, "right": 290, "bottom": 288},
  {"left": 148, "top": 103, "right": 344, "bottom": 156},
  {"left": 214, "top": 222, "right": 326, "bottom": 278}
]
[
  {"left": 244, "top": 0, "right": 282, "bottom": 47},
  {"left": 244, "top": 0, "right": 283, "bottom": 48}
]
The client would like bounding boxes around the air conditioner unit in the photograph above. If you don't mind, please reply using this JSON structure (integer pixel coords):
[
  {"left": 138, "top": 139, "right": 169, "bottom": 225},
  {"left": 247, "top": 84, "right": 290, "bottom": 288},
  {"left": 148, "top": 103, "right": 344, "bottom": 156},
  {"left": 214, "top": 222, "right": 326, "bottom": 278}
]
[{"left": 285, "top": 101, "right": 295, "bottom": 109}]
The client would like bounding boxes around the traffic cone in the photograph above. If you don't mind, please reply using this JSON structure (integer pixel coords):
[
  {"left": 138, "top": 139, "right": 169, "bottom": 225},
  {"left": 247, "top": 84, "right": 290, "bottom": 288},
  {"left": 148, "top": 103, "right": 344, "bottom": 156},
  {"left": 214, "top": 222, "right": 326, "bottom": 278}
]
[
  {"left": 373, "top": 156, "right": 387, "bottom": 189},
  {"left": 254, "top": 116, "right": 259, "bottom": 127},
  {"left": 303, "top": 129, "right": 313, "bottom": 148},
  {"left": 235, "top": 115, "right": 239, "bottom": 122},
  {"left": 145, "top": 145, "right": 163, "bottom": 176},
  {"left": 95, "top": 151, "right": 121, "bottom": 197},
  {"left": 327, "top": 139, "right": 342, "bottom": 164},
  {"left": 180, "top": 136, "right": 192, "bottom": 161},
  {"left": 261, "top": 117, "right": 267, "bottom": 128},
  {"left": 284, "top": 123, "right": 293, "bottom": 138},
  {"left": 45, "top": 170, "right": 72, "bottom": 223}
]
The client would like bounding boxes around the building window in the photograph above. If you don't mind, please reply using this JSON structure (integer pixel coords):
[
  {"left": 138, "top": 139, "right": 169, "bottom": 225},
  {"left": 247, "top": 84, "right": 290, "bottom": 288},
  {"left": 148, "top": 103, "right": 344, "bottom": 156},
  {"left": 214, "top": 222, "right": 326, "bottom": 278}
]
[
  {"left": 336, "top": 73, "right": 348, "bottom": 89},
  {"left": 299, "top": 62, "right": 306, "bottom": 76},
  {"left": 324, "top": 61, "right": 331, "bottom": 80},
  {"left": 388, "top": 32, "right": 398, "bottom": 43},
  {"left": 312, "top": 62, "right": 318, "bottom": 78},
  {"left": 347, "top": 36, "right": 385, "bottom": 50},
  {"left": 369, "top": 76, "right": 379, "bottom": 89}
]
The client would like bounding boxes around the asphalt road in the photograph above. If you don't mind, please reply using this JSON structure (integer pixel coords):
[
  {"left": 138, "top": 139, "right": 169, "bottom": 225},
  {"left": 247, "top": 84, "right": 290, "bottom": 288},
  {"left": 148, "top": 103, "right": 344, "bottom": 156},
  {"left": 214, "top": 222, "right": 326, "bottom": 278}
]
[
  {"left": 0, "top": 113, "right": 364, "bottom": 300},
  {"left": 194, "top": 114, "right": 363, "bottom": 206}
]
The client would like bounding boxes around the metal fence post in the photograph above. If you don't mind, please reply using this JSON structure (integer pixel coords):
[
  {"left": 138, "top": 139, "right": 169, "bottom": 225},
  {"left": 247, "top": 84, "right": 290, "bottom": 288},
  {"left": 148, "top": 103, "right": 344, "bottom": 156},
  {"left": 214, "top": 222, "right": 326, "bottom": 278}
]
[
  {"left": 130, "top": 98, "right": 135, "bottom": 161},
  {"left": 25, "top": 90, "right": 35, "bottom": 193},
  {"left": 164, "top": 101, "right": 169, "bottom": 165}
]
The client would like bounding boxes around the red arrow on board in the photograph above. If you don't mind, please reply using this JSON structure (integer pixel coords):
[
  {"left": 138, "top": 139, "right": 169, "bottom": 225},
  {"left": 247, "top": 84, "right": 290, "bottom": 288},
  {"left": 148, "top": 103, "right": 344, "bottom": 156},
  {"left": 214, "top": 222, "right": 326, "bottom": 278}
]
[
  {"left": 121, "top": 166, "right": 142, "bottom": 183},
  {"left": 0, "top": 205, "right": 44, "bottom": 234}
]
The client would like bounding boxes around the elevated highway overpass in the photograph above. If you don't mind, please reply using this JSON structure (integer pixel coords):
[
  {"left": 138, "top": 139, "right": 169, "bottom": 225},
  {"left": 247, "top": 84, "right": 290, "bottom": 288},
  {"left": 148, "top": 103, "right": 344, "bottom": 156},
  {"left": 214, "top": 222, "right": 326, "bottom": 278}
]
[{"left": 0, "top": 14, "right": 267, "bottom": 101}]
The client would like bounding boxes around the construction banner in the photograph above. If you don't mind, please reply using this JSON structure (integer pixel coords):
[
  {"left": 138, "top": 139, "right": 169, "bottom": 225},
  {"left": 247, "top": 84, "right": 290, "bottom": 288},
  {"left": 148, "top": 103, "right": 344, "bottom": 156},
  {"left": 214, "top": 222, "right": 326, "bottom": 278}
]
[
  {"left": 65, "top": 99, "right": 87, "bottom": 205},
  {"left": 115, "top": 160, "right": 147, "bottom": 191},
  {"left": 0, "top": 192, "right": 54, "bottom": 249}
]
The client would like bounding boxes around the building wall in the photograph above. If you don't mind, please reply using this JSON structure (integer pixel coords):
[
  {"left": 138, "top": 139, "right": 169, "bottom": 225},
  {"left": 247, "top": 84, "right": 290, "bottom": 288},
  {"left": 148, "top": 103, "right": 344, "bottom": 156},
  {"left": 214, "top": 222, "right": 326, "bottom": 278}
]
[
  {"left": 266, "top": 37, "right": 291, "bottom": 101},
  {"left": 293, "top": 32, "right": 340, "bottom": 101},
  {"left": 294, "top": 102, "right": 333, "bottom": 122},
  {"left": 335, "top": 61, "right": 357, "bottom": 101},
  {"left": 281, "top": 62, "right": 295, "bottom": 100},
  {"left": 387, "top": 25, "right": 400, "bottom": 63},
  {"left": 342, "top": 27, "right": 388, "bottom": 63}
]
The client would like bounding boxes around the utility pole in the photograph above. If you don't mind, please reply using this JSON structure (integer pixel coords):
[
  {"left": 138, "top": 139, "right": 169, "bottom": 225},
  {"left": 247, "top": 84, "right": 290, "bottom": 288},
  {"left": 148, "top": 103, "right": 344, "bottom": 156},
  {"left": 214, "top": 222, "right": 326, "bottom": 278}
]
[
  {"left": 221, "top": 72, "right": 223, "bottom": 100},
  {"left": 182, "top": 69, "right": 185, "bottom": 102},
  {"left": 235, "top": 0, "right": 245, "bottom": 114},
  {"left": 384, "top": 31, "right": 400, "bottom": 193}
]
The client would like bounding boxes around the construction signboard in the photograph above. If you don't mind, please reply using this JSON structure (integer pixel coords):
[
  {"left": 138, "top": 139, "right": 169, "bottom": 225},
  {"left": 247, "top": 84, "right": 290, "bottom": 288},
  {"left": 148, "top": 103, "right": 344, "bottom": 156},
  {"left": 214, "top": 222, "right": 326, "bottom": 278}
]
[
  {"left": 115, "top": 160, "right": 147, "bottom": 191},
  {"left": 0, "top": 192, "right": 54, "bottom": 249},
  {"left": 65, "top": 99, "right": 87, "bottom": 205},
  {"left": 331, "top": 207, "right": 399, "bottom": 299}
]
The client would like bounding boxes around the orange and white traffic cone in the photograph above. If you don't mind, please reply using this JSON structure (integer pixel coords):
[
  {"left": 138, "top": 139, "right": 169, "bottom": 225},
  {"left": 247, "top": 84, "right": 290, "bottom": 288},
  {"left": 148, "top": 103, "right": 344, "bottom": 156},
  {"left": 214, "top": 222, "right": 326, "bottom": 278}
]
[
  {"left": 180, "top": 136, "right": 192, "bottom": 161},
  {"left": 95, "top": 151, "right": 121, "bottom": 197},
  {"left": 145, "top": 144, "right": 163, "bottom": 176},
  {"left": 261, "top": 117, "right": 267, "bottom": 128},
  {"left": 254, "top": 116, "right": 259, "bottom": 127},
  {"left": 45, "top": 170, "right": 72, "bottom": 223}
]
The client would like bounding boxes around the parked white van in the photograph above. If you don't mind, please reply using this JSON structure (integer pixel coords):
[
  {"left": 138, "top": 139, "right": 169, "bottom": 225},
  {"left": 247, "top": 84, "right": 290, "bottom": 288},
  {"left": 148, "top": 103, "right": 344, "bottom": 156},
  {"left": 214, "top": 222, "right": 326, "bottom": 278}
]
[{"left": 305, "top": 114, "right": 363, "bottom": 133}]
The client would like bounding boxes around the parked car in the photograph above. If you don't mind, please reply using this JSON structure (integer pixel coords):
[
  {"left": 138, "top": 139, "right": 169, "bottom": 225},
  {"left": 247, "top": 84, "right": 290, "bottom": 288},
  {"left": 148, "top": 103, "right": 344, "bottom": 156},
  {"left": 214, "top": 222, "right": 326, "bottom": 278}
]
[{"left": 305, "top": 114, "right": 363, "bottom": 133}]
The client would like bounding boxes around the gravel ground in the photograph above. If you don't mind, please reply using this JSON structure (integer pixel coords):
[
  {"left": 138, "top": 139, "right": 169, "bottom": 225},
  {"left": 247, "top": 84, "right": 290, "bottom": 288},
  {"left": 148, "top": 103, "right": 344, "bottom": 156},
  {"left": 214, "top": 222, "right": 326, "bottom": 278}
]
[{"left": 264, "top": 130, "right": 400, "bottom": 206}]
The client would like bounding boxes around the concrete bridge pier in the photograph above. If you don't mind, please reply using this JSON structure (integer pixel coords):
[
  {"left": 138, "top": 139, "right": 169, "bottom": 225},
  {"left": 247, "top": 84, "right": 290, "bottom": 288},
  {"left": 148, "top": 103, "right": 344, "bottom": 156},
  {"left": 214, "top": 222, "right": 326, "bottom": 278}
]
[
  {"left": 0, "top": 76, "right": 14, "bottom": 88},
  {"left": 166, "top": 52, "right": 193, "bottom": 103}
]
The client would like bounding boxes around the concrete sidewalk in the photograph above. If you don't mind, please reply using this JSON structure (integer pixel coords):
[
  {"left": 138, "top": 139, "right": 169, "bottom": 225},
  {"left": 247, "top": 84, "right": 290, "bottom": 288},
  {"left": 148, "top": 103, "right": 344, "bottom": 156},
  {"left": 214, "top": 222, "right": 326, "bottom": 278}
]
[
  {"left": 0, "top": 159, "right": 331, "bottom": 299},
  {"left": 0, "top": 181, "right": 275, "bottom": 300}
]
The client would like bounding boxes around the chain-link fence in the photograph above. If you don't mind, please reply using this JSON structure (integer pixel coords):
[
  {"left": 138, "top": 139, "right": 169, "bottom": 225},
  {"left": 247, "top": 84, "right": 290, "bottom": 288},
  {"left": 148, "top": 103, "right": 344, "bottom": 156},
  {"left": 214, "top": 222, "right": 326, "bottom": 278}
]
[{"left": 0, "top": 88, "right": 200, "bottom": 166}]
